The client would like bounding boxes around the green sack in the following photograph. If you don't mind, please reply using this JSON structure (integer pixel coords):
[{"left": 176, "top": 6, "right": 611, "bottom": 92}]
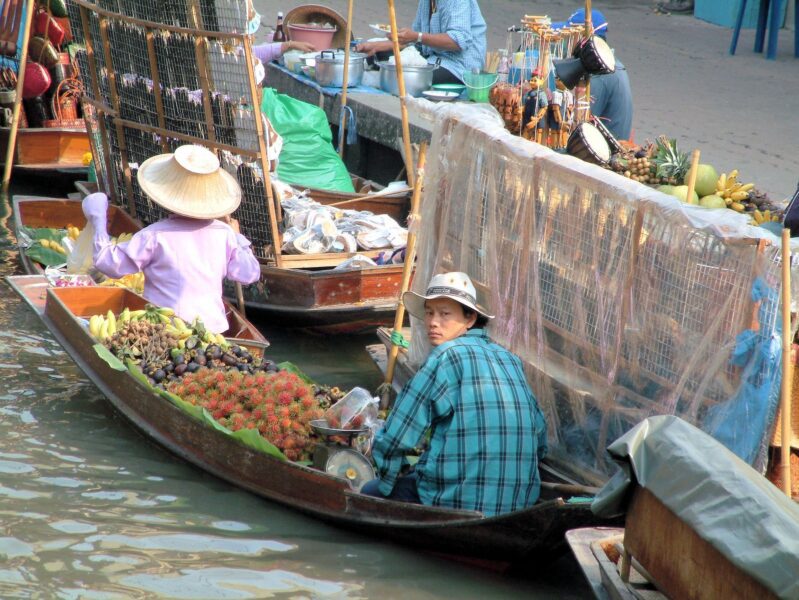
[{"left": 261, "top": 87, "right": 354, "bottom": 193}]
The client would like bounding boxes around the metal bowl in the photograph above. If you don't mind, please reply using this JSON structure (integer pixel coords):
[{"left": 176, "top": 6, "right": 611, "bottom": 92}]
[
  {"left": 422, "top": 90, "right": 459, "bottom": 102},
  {"left": 310, "top": 419, "right": 369, "bottom": 437},
  {"left": 378, "top": 62, "right": 435, "bottom": 97}
]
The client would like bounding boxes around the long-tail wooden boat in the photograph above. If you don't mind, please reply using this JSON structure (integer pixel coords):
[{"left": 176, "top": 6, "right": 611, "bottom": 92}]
[
  {"left": 7, "top": 273, "right": 612, "bottom": 567},
  {"left": 0, "top": 126, "right": 91, "bottom": 173},
  {"left": 12, "top": 196, "right": 266, "bottom": 346},
  {"left": 17, "top": 193, "right": 409, "bottom": 334}
]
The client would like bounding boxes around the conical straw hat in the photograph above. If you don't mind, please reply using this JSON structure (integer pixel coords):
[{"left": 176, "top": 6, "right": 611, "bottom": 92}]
[{"left": 136, "top": 145, "right": 242, "bottom": 219}]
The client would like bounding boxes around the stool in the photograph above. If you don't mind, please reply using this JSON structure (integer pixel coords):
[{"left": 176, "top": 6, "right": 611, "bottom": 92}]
[{"left": 730, "top": 0, "right": 798, "bottom": 59}]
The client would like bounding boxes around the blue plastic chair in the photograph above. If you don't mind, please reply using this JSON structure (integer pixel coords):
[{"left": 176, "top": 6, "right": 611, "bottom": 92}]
[{"left": 730, "top": 0, "right": 798, "bottom": 59}]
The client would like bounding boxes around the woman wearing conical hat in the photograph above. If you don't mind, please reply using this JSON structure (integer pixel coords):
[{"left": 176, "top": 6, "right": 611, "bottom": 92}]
[{"left": 81, "top": 145, "right": 260, "bottom": 334}]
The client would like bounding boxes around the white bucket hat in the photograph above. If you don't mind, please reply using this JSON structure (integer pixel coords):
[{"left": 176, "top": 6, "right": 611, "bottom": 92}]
[
  {"left": 136, "top": 145, "right": 242, "bottom": 219},
  {"left": 403, "top": 271, "right": 494, "bottom": 321}
]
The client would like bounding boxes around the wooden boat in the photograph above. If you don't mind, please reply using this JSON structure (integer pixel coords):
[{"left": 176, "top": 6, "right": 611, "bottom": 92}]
[
  {"left": 12, "top": 197, "right": 266, "bottom": 346},
  {"left": 0, "top": 126, "right": 91, "bottom": 173},
  {"left": 7, "top": 273, "right": 612, "bottom": 567},
  {"left": 21, "top": 190, "right": 409, "bottom": 335}
]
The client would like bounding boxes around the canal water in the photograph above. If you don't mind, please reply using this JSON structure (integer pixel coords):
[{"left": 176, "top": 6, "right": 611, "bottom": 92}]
[{"left": 0, "top": 180, "right": 589, "bottom": 599}]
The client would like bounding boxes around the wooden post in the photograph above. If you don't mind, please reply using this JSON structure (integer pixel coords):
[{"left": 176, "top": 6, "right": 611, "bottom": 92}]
[
  {"left": 77, "top": 5, "right": 117, "bottom": 202},
  {"left": 387, "top": 0, "right": 415, "bottom": 187},
  {"left": 1, "top": 0, "right": 36, "bottom": 194},
  {"left": 781, "top": 228, "right": 793, "bottom": 497},
  {"left": 381, "top": 142, "right": 427, "bottom": 408},
  {"left": 145, "top": 28, "right": 170, "bottom": 153},
  {"left": 684, "top": 150, "right": 701, "bottom": 203},
  {"left": 583, "top": 0, "right": 592, "bottom": 123},
  {"left": 242, "top": 35, "right": 283, "bottom": 268},
  {"left": 338, "top": 0, "right": 354, "bottom": 157}
]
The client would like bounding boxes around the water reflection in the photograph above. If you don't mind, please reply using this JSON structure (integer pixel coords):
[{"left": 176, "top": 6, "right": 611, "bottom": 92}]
[{"left": 0, "top": 183, "right": 586, "bottom": 598}]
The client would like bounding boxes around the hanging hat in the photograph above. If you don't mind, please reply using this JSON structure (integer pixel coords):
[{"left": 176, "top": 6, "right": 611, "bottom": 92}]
[
  {"left": 403, "top": 272, "right": 494, "bottom": 321},
  {"left": 136, "top": 145, "right": 242, "bottom": 219},
  {"left": 284, "top": 4, "right": 351, "bottom": 50}
]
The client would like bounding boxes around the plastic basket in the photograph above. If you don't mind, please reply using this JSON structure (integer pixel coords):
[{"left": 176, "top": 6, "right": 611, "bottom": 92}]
[{"left": 462, "top": 72, "right": 497, "bottom": 103}]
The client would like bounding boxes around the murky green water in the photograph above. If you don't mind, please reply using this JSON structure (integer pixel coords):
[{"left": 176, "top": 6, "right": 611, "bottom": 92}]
[{"left": 0, "top": 180, "right": 588, "bottom": 599}]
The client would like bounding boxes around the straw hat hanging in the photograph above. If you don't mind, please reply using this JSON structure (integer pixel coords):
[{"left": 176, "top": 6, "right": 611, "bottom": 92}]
[
  {"left": 137, "top": 145, "right": 242, "bottom": 219},
  {"left": 284, "top": 4, "right": 351, "bottom": 49}
]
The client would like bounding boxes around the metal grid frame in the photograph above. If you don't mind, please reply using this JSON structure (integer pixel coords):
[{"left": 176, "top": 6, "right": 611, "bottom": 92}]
[{"left": 68, "top": 0, "right": 281, "bottom": 264}]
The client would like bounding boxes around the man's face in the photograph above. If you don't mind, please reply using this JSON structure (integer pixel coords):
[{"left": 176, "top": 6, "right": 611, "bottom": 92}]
[{"left": 423, "top": 297, "right": 476, "bottom": 346}]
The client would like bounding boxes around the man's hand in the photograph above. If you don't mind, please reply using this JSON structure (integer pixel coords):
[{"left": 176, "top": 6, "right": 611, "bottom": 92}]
[
  {"left": 356, "top": 40, "right": 392, "bottom": 56},
  {"left": 396, "top": 28, "right": 420, "bottom": 45}
]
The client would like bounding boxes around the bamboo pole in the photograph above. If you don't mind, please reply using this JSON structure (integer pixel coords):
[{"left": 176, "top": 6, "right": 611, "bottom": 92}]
[
  {"left": 379, "top": 142, "right": 427, "bottom": 409},
  {"left": 583, "top": 0, "right": 592, "bottom": 123},
  {"left": 684, "top": 150, "right": 701, "bottom": 203},
  {"left": 781, "top": 227, "right": 793, "bottom": 497},
  {"left": 387, "top": 0, "right": 415, "bottom": 187},
  {"left": 1, "top": 0, "right": 36, "bottom": 194},
  {"left": 337, "top": 0, "right": 354, "bottom": 157}
]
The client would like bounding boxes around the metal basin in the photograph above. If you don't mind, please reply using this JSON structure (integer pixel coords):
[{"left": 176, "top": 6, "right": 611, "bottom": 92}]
[
  {"left": 314, "top": 49, "right": 366, "bottom": 88},
  {"left": 378, "top": 62, "right": 435, "bottom": 97}
]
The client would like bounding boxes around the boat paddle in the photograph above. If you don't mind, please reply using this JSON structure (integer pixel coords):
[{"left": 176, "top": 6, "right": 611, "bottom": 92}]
[
  {"left": 780, "top": 227, "right": 793, "bottom": 497},
  {"left": 386, "top": 0, "right": 415, "bottom": 187},
  {"left": 376, "top": 142, "right": 427, "bottom": 410}
]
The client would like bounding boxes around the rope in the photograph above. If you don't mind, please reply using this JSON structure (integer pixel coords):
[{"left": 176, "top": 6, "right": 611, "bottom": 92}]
[{"left": 390, "top": 330, "right": 409, "bottom": 349}]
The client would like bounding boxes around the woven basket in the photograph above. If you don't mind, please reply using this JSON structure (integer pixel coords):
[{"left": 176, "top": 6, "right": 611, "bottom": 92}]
[{"left": 42, "top": 76, "right": 85, "bottom": 129}]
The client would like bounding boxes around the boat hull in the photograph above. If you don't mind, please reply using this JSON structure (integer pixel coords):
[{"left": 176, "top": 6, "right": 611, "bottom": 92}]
[{"left": 0, "top": 126, "right": 91, "bottom": 172}]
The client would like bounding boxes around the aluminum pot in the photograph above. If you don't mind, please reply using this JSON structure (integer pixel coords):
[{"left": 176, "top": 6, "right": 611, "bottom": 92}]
[
  {"left": 378, "top": 62, "right": 436, "bottom": 98},
  {"left": 314, "top": 49, "right": 366, "bottom": 88}
]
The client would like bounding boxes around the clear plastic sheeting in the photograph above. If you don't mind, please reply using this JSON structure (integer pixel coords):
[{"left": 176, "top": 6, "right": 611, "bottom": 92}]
[
  {"left": 410, "top": 102, "right": 785, "bottom": 484},
  {"left": 592, "top": 416, "right": 799, "bottom": 600}
]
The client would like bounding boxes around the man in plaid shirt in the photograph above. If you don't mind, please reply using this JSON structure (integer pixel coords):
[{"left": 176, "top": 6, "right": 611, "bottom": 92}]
[{"left": 362, "top": 272, "right": 548, "bottom": 517}]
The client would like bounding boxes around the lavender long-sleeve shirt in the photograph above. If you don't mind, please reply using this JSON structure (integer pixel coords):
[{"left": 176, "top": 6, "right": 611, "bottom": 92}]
[
  {"left": 253, "top": 42, "right": 284, "bottom": 66},
  {"left": 93, "top": 217, "right": 260, "bottom": 333}
]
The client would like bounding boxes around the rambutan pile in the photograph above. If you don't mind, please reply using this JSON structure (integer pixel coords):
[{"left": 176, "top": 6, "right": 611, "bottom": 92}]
[{"left": 167, "top": 368, "right": 325, "bottom": 461}]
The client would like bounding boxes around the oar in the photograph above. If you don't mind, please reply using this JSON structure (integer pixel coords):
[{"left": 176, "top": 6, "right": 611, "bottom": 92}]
[
  {"left": 328, "top": 184, "right": 412, "bottom": 208},
  {"left": 337, "top": 0, "right": 354, "bottom": 157},
  {"left": 684, "top": 149, "right": 701, "bottom": 203},
  {"left": 224, "top": 215, "right": 247, "bottom": 317},
  {"left": 780, "top": 227, "right": 793, "bottom": 497},
  {"left": 387, "top": 0, "right": 415, "bottom": 187},
  {"left": 377, "top": 142, "right": 427, "bottom": 409},
  {"left": 1, "top": 0, "right": 36, "bottom": 195}
]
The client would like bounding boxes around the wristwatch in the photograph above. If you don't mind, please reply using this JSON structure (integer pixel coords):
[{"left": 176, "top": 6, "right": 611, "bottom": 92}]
[{"left": 417, "top": 31, "right": 423, "bottom": 44}]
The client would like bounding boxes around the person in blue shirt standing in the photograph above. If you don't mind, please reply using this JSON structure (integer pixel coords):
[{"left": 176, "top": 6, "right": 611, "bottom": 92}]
[
  {"left": 361, "top": 272, "right": 548, "bottom": 517},
  {"left": 357, "top": 0, "right": 487, "bottom": 84},
  {"left": 554, "top": 8, "right": 634, "bottom": 141}
]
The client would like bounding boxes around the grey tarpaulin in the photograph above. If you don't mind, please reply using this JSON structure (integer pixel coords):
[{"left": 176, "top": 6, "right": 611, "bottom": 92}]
[{"left": 592, "top": 416, "right": 799, "bottom": 599}]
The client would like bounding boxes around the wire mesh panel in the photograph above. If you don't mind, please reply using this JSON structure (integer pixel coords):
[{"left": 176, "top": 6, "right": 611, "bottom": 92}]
[
  {"left": 412, "top": 103, "right": 784, "bottom": 484},
  {"left": 69, "top": 0, "right": 278, "bottom": 261}
]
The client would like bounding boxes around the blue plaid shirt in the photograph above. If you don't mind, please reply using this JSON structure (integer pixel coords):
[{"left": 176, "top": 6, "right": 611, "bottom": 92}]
[
  {"left": 412, "top": 0, "right": 487, "bottom": 82},
  {"left": 372, "top": 329, "right": 548, "bottom": 517}
]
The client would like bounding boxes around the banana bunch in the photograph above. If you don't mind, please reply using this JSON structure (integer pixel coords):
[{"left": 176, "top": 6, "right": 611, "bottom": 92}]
[
  {"left": 89, "top": 310, "right": 119, "bottom": 340},
  {"left": 99, "top": 272, "right": 145, "bottom": 294},
  {"left": 66, "top": 225, "right": 81, "bottom": 241},
  {"left": 751, "top": 209, "right": 781, "bottom": 226},
  {"left": 167, "top": 317, "right": 229, "bottom": 349},
  {"left": 40, "top": 238, "right": 67, "bottom": 254},
  {"left": 113, "top": 232, "right": 134, "bottom": 245},
  {"left": 716, "top": 169, "right": 755, "bottom": 212}
]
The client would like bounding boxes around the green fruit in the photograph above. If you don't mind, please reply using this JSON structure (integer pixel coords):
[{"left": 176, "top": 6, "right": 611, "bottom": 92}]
[
  {"left": 657, "top": 184, "right": 675, "bottom": 195},
  {"left": 698, "top": 195, "right": 727, "bottom": 209},
  {"left": 671, "top": 185, "right": 699, "bottom": 204},
  {"left": 687, "top": 164, "right": 719, "bottom": 198}
]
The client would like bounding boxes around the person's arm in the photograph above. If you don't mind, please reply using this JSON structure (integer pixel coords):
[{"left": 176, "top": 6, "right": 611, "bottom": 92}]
[
  {"left": 533, "top": 397, "right": 548, "bottom": 460},
  {"left": 398, "top": 28, "right": 460, "bottom": 52},
  {"left": 434, "top": 3, "right": 473, "bottom": 52},
  {"left": 225, "top": 225, "right": 261, "bottom": 285},
  {"left": 83, "top": 193, "right": 153, "bottom": 279},
  {"left": 252, "top": 41, "right": 316, "bottom": 64},
  {"left": 371, "top": 354, "right": 449, "bottom": 495}
]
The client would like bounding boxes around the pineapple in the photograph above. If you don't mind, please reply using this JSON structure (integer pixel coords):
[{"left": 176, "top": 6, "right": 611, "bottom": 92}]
[{"left": 652, "top": 136, "right": 689, "bottom": 185}]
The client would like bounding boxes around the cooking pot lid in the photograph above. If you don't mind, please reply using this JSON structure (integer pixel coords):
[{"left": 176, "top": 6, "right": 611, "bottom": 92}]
[{"left": 317, "top": 49, "right": 368, "bottom": 62}]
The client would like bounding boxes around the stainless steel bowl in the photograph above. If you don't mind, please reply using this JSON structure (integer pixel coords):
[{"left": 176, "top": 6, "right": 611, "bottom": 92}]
[
  {"left": 378, "top": 62, "right": 436, "bottom": 97},
  {"left": 314, "top": 49, "right": 367, "bottom": 88}
]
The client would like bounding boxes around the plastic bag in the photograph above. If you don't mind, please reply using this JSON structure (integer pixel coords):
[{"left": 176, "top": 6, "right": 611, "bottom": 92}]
[
  {"left": 324, "top": 387, "right": 379, "bottom": 430},
  {"left": 260, "top": 87, "right": 355, "bottom": 193},
  {"left": 66, "top": 221, "right": 95, "bottom": 274}
]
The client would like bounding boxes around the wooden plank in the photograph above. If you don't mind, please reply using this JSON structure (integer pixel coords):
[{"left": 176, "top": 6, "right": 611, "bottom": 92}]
[{"left": 624, "top": 487, "right": 778, "bottom": 600}]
